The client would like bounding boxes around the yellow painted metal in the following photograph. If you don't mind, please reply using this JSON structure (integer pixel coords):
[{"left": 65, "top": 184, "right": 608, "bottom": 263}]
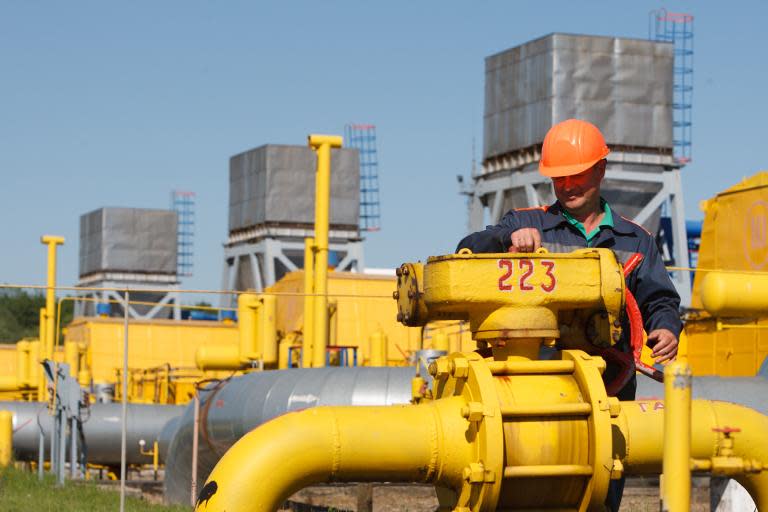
[
  {"left": 196, "top": 293, "right": 278, "bottom": 370},
  {"left": 27, "top": 341, "right": 40, "bottom": 390},
  {"left": 432, "top": 332, "right": 449, "bottom": 352},
  {"left": 64, "top": 340, "right": 79, "bottom": 378},
  {"left": 198, "top": 251, "right": 768, "bottom": 511},
  {"left": 308, "top": 134, "right": 343, "bottom": 368},
  {"left": 0, "top": 410, "right": 11, "bottom": 467},
  {"left": 700, "top": 271, "right": 768, "bottom": 316},
  {"left": 661, "top": 359, "right": 692, "bottom": 511},
  {"left": 269, "top": 271, "right": 423, "bottom": 365},
  {"left": 40, "top": 236, "right": 64, "bottom": 361},
  {"left": 277, "top": 332, "right": 298, "bottom": 370},
  {"left": 38, "top": 308, "right": 47, "bottom": 397},
  {"left": 237, "top": 294, "right": 259, "bottom": 362},
  {"left": 196, "top": 346, "right": 241, "bottom": 371},
  {"left": 301, "top": 237, "right": 315, "bottom": 368},
  {"left": 368, "top": 329, "right": 387, "bottom": 367},
  {"left": 15, "top": 341, "right": 30, "bottom": 387},
  {"left": 196, "top": 396, "right": 473, "bottom": 512},
  {"left": 397, "top": 249, "right": 624, "bottom": 345},
  {"left": 260, "top": 294, "right": 278, "bottom": 365},
  {"left": 687, "top": 171, "right": 768, "bottom": 376},
  {"left": 65, "top": 317, "right": 237, "bottom": 387},
  {"left": 615, "top": 399, "right": 768, "bottom": 510}
]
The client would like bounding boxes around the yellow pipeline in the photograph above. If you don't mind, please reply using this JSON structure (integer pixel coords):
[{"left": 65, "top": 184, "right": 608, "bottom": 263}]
[
  {"left": 302, "top": 237, "right": 314, "bottom": 368},
  {"left": 38, "top": 308, "right": 46, "bottom": 397},
  {"left": 0, "top": 410, "right": 11, "bottom": 467},
  {"left": 196, "top": 293, "right": 278, "bottom": 370},
  {"left": 195, "top": 396, "right": 473, "bottom": 512},
  {"left": 700, "top": 270, "right": 768, "bottom": 316},
  {"left": 41, "top": 236, "right": 64, "bottom": 361},
  {"left": 661, "top": 359, "right": 692, "bottom": 511},
  {"left": 616, "top": 400, "right": 768, "bottom": 510},
  {"left": 308, "top": 134, "right": 343, "bottom": 368}
]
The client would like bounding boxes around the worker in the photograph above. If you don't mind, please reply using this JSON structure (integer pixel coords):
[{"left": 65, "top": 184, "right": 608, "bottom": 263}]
[{"left": 457, "top": 118, "right": 682, "bottom": 510}]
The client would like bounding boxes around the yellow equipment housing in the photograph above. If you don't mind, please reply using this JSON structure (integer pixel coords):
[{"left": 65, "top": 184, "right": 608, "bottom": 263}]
[
  {"left": 686, "top": 171, "right": 768, "bottom": 376},
  {"left": 265, "top": 270, "right": 474, "bottom": 365},
  {"left": 64, "top": 317, "right": 237, "bottom": 404}
]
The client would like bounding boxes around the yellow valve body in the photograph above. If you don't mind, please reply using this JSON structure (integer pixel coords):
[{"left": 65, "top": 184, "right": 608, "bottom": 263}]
[{"left": 397, "top": 249, "right": 625, "bottom": 345}]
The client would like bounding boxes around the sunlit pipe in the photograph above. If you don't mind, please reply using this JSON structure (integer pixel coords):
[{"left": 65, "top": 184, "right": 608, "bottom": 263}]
[
  {"left": 661, "top": 359, "right": 692, "bottom": 511},
  {"left": 308, "top": 134, "right": 343, "bottom": 368},
  {"left": 195, "top": 293, "right": 278, "bottom": 370},
  {"left": 616, "top": 400, "right": 768, "bottom": 510},
  {"left": 302, "top": 237, "right": 315, "bottom": 368},
  {"left": 40, "top": 236, "right": 64, "bottom": 362},
  {"left": 700, "top": 271, "right": 768, "bottom": 316},
  {"left": 194, "top": 396, "right": 470, "bottom": 512}
]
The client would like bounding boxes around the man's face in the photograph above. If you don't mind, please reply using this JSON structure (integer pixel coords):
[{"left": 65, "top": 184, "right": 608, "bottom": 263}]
[{"left": 552, "top": 161, "right": 605, "bottom": 214}]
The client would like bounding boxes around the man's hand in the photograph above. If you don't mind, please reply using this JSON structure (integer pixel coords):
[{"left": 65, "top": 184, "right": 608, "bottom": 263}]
[
  {"left": 647, "top": 328, "right": 678, "bottom": 363},
  {"left": 508, "top": 228, "right": 542, "bottom": 253}
]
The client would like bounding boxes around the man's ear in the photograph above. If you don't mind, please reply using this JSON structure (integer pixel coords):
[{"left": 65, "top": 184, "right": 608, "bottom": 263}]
[{"left": 596, "top": 159, "right": 607, "bottom": 180}]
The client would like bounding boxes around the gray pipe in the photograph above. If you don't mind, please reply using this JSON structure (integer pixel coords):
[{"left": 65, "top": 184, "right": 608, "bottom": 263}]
[
  {"left": 1, "top": 401, "right": 182, "bottom": 466},
  {"left": 163, "top": 366, "right": 414, "bottom": 505}
]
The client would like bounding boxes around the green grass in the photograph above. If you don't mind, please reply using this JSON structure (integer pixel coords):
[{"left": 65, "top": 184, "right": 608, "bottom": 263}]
[{"left": 0, "top": 467, "right": 189, "bottom": 512}]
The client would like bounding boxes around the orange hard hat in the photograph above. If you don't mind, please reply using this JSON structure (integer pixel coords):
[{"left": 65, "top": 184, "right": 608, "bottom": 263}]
[{"left": 538, "top": 119, "right": 610, "bottom": 177}]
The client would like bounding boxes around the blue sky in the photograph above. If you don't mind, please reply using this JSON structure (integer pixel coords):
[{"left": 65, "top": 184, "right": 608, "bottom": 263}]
[{"left": 1, "top": 1, "right": 766, "bottom": 299}]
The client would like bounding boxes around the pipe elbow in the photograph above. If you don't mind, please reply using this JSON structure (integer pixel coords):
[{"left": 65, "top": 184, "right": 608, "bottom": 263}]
[{"left": 195, "top": 398, "right": 468, "bottom": 512}]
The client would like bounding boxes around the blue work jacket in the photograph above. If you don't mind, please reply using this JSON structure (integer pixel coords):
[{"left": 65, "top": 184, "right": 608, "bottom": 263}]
[{"left": 456, "top": 201, "right": 683, "bottom": 399}]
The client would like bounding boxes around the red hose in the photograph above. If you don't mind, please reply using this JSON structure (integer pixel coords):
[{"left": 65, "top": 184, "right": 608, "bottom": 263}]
[{"left": 602, "top": 253, "right": 664, "bottom": 396}]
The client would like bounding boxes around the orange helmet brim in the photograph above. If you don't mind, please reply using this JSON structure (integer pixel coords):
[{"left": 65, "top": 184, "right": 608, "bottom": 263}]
[{"left": 538, "top": 148, "right": 610, "bottom": 178}]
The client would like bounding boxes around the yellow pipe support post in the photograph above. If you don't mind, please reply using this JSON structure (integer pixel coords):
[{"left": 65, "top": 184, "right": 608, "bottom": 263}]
[
  {"left": 368, "top": 330, "right": 387, "bottom": 367},
  {"left": 308, "top": 134, "right": 343, "bottom": 368},
  {"left": 260, "top": 294, "right": 278, "bottom": 366},
  {"left": 302, "top": 237, "right": 315, "bottom": 368},
  {"left": 0, "top": 410, "right": 12, "bottom": 467},
  {"left": 37, "top": 308, "right": 47, "bottom": 398},
  {"left": 41, "top": 236, "right": 64, "bottom": 361},
  {"left": 661, "top": 358, "right": 693, "bottom": 511},
  {"left": 237, "top": 293, "right": 260, "bottom": 363}
]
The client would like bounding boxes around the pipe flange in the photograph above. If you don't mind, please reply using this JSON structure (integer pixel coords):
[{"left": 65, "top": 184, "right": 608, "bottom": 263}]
[{"left": 433, "top": 352, "right": 503, "bottom": 511}]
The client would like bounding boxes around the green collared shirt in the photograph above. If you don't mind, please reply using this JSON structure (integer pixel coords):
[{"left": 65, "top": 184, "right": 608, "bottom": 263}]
[{"left": 561, "top": 199, "right": 614, "bottom": 243}]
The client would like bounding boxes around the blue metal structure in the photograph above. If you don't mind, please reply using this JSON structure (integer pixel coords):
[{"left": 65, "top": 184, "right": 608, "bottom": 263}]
[
  {"left": 650, "top": 9, "right": 694, "bottom": 165},
  {"left": 345, "top": 124, "right": 381, "bottom": 232},
  {"left": 170, "top": 190, "right": 195, "bottom": 277}
]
